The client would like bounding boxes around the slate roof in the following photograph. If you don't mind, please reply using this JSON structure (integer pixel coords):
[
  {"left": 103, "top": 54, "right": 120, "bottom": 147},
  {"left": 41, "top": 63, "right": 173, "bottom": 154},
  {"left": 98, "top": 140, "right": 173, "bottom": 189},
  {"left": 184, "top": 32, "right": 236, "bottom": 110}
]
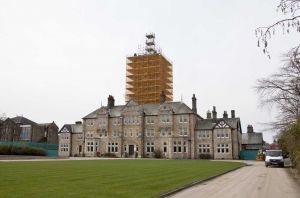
[
  {"left": 11, "top": 116, "right": 37, "bottom": 126},
  {"left": 195, "top": 118, "right": 241, "bottom": 130},
  {"left": 38, "top": 122, "right": 58, "bottom": 129},
  {"left": 83, "top": 101, "right": 196, "bottom": 119},
  {"left": 59, "top": 123, "right": 82, "bottom": 134},
  {"left": 242, "top": 133, "right": 263, "bottom": 145}
]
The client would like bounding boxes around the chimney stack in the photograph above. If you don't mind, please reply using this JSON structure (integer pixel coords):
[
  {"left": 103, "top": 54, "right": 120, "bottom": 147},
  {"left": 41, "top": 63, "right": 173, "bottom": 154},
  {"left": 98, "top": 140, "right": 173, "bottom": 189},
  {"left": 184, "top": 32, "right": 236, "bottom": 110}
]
[
  {"left": 75, "top": 121, "right": 82, "bottom": 125},
  {"left": 160, "top": 91, "right": 166, "bottom": 104},
  {"left": 231, "top": 110, "right": 235, "bottom": 118},
  {"left": 207, "top": 110, "right": 212, "bottom": 119},
  {"left": 212, "top": 106, "right": 217, "bottom": 119},
  {"left": 223, "top": 111, "right": 228, "bottom": 118},
  {"left": 247, "top": 125, "right": 254, "bottom": 133},
  {"left": 192, "top": 94, "right": 197, "bottom": 114},
  {"left": 107, "top": 95, "right": 115, "bottom": 109}
]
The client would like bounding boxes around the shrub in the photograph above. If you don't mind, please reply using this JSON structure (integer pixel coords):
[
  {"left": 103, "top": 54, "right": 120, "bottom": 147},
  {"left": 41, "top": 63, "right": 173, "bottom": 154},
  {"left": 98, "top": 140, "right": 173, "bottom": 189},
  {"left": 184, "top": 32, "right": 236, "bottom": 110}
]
[
  {"left": 0, "top": 144, "right": 46, "bottom": 156},
  {"left": 199, "top": 154, "right": 212, "bottom": 160},
  {"left": 101, "top": 152, "right": 117, "bottom": 158},
  {"left": 153, "top": 149, "right": 164, "bottom": 158}
]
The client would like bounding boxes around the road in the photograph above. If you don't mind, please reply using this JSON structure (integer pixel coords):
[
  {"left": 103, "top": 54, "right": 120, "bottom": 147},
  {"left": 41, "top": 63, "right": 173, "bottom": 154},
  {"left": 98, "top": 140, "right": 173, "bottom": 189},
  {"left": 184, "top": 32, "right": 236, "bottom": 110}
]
[{"left": 169, "top": 161, "right": 300, "bottom": 198}]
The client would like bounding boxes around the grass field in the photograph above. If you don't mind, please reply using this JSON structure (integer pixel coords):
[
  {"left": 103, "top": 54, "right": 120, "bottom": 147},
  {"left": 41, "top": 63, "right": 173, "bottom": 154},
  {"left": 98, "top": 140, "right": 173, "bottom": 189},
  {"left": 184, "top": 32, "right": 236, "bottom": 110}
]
[{"left": 0, "top": 159, "right": 243, "bottom": 198}]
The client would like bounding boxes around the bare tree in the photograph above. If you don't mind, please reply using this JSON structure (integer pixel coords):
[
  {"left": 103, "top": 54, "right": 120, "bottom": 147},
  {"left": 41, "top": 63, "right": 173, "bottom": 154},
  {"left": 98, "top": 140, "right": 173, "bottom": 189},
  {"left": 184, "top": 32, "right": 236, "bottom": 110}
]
[
  {"left": 0, "top": 113, "right": 7, "bottom": 121},
  {"left": 256, "top": 46, "right": 300, "bottom": 129},
  {"left": 256, "top": 0, "right": 300, "bottom": 58}
]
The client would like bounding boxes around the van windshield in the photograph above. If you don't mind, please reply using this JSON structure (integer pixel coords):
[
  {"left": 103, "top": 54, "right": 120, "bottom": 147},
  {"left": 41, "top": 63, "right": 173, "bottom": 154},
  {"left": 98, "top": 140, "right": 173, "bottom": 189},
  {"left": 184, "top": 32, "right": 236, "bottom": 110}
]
[{"left": 266, "top": 150, "right": 282, "bottom": 157}]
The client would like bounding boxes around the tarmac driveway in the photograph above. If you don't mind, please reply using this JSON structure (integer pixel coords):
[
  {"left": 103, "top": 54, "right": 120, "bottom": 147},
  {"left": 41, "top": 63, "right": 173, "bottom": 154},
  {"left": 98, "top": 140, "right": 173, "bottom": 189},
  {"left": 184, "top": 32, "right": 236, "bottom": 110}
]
[{"left": 169, "top": 161, "right": 300, "bottom": 198}]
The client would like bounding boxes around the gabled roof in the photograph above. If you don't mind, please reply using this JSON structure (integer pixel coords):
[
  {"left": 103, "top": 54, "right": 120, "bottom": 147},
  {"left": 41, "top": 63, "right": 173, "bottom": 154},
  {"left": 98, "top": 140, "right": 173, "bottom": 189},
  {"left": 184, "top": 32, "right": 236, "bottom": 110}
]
[
  {"left": 59, "top": 123, "right": 83, "bottom": 134},
  {"left": 242, "top": 133, "right": 263, "bottom": 145},
  {"left": 83, "top": 101, "right": 197, "bottom": 119},
  {"left": 38, "top": 122, "right": 58, "bottom": 129},
  {"left": 0, "top": 118, "right": 18, "bottom": 126},
  {"left": 196, "top": 118, "right": 241, "bottom": 130},
  {"left": 11, "top": 116, "right": 37, "bottom": 126}
]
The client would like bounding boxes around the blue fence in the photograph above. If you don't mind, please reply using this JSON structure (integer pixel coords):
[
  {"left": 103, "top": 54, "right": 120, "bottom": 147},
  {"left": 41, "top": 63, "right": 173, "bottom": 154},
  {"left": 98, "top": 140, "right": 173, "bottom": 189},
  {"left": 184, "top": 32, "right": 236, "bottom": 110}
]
[
  {"left": 240, "top": 150, "right": 258, "bottom": 160},
  {"left": 0, "top": 141, "right": 58, "bottom": 157}
]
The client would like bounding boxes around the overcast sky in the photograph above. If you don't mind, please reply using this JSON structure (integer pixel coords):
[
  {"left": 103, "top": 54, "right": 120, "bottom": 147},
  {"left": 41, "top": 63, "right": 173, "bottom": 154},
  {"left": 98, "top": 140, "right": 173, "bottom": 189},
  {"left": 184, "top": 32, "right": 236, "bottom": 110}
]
[{"left": 0, "top": 0, "right": 298, "bottom": 143}]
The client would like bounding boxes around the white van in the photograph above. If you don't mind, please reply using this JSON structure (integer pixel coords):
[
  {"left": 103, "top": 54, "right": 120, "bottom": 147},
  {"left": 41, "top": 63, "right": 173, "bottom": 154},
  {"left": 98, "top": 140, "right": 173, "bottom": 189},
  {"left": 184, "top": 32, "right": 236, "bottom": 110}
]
[{"left": 265, "top": 150, "right": 284, "bottom": 167}]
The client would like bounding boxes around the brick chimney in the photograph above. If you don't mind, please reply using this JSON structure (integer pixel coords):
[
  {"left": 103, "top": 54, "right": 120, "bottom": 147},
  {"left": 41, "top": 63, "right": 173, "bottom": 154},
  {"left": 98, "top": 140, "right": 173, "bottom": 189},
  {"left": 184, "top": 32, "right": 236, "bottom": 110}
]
[
  {"left": 247, "top": 125, "right": 254, "bottom": 133},
  {"left": 207, "top": 110, "right": 212, "bottom": 119},
  {"left": 75, "top": 121, "right": 82, "bottom": 125},
  {"left": 223, "top": 111, "right": 228, "bottom": 118},
  {"left": 212, "top": 106, "right": 217, "bottom": 120},
  {"left": 160, "top": 91, "right": 166, "bottom": 104},
  {"left": 231, "top": 110, "right": 235, "bottom": 118},
  {"left": 192, "top": 94, "right": 197, "bottom": 114},
  {"left": 107, "top": 95, "right": 115, "bottom": 109}
]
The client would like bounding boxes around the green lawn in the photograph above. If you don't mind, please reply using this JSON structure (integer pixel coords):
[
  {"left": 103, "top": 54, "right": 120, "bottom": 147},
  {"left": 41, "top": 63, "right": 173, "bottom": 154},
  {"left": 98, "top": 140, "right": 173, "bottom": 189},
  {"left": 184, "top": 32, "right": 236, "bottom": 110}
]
[{"left": 0, "top": 160, "right": 243, "bottom": 198}]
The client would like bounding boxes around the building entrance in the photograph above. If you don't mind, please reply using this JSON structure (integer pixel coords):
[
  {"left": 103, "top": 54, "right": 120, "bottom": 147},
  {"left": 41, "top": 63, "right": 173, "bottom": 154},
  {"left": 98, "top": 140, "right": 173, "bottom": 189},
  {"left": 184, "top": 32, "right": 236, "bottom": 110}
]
[{"left": 129, "top": 145, "right": 134, "bottom": 156}]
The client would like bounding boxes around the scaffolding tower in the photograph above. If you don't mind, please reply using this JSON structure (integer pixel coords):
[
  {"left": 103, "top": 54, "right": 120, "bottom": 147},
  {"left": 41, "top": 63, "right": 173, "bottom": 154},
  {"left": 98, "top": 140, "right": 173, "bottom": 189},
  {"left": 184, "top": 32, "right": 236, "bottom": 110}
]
[{"left": 125, "top": 33, "right": 173, "bottom": 104}]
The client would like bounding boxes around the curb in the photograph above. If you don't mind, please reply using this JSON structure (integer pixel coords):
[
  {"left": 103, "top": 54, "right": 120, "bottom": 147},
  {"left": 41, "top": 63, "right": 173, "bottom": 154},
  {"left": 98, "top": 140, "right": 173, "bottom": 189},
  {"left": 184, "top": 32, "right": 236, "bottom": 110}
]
[{"left": 156, "top": 164, "right": 246, "bottom": 198}]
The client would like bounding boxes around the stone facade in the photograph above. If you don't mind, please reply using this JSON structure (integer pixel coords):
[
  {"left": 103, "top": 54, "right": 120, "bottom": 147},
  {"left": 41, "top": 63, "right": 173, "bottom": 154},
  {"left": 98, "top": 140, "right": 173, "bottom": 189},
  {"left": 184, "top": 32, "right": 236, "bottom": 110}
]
[
  {"left": 58, "top": 122, "right": 84, "bottom": 157},
  {"left": 39, "top": 122, "right": 59, "bottom": 144},
  {"left": 195, "top": 108, "right": 242, "bottom": 160},
  {"left": 0, "top": 116, "right": 58, "bottom": 144},
  {"left": 0, "top": 118, "right": 21, "bottom": 141},
  {"left": 75, "top": 95, "right": 242, "bottom": 160}
]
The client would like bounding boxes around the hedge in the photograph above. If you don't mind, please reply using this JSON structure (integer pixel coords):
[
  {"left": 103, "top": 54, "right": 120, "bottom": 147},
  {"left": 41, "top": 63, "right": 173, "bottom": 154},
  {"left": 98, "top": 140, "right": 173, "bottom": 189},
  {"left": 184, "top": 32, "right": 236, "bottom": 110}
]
[{"left": 0, "top": 144, "right": 47, "bottom": 156}]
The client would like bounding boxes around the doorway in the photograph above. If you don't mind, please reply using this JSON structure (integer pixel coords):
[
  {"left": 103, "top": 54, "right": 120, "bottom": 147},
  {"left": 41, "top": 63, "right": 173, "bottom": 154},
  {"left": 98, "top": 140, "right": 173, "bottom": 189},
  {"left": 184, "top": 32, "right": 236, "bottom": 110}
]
[{"left": 129, "top": 145, "right": 134, "bottom": 156}]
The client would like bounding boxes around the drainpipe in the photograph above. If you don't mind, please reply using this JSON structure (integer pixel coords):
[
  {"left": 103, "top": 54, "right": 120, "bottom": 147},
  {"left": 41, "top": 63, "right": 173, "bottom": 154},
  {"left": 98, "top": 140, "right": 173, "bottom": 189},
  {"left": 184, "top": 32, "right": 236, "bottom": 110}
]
[
  {"left": 231, "top": 129, "right": 234, "bottom": 159},
  {"left": 141, "top": 112, "right": 145, "bottom": 158},
  {"left": 120, "top": 116, "right": 124, "bottom": 157}
]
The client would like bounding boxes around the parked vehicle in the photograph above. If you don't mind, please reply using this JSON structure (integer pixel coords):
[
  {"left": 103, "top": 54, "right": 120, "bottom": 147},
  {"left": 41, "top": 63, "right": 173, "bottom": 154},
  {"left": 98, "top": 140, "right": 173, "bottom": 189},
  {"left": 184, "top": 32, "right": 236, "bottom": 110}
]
[{"left": 265, "top": 149, "right": 284, "bottom": 168}]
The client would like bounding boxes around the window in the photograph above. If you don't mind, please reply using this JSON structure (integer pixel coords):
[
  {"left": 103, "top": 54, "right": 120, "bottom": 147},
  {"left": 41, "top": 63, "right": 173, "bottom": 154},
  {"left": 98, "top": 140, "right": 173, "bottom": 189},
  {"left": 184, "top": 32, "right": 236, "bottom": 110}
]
[
  {"left": 163, "top": 142, "right": 167, "bottom": 153},
  {"left": 216, "top": 129, "right": 229, "bottom": 139},
  {"left": 178, "top": 115, "right": 188, "bottom": 123},
  {"left": 183, "top": 141, "right": 187, "bottom": 153},
  {"left": 113, "top": 118, "right": 120, "bottom": 125},
  {"left": 146, "top": 128, "right": 154, "bottom": 137},
  {"left": 173, "top": 141, "right": 186, "bottom": 153},
  {"left": 130, "top": 129, "right": 133, "bottom": 137},
  {"left": 217, "top": 144, "right": 229, "bottom": 153},
  {"left": 160, "top": 128, "right": 166, "bottom": 137},
  {"left": 178, "top": 141, "right": 182, "bottom": 152},
  {"left": 179, "top": 127, "right": 188, "bottom": 136},
  {"left": 199, "top": 144, "right": 211, "bottom": 153},
  {"left": 173, "top": 141, "right": 177, "bottom": 152},
  {"left": 60, "top": 144, "right": 69, "bottom": 152},
  {"left": 146, "top": 116, "right": 155, "bottom": 124},
  {"left": 86, "top": 131, "right": 93, "bottom": 138},
  {"left": 87, "top": 119, "right": 94, "bottom": 126},
  {"left": 160, "top": 115, "right": 171, "bottom": 123},
  {"left": 20, "top": 125, "right": 31, "bottom": 140},
  {"left": 113, "top": 130, "right": 118, "bottom": 137},
  {"left": 199, "top": 130, "right": 210, "bottom": 139},
  {"left": 87, "top": 142, "right": 94, "bottom": 152},
  {"left": 108, "top": 142, "right": 119, "bottom": 153},
  {"left": 146, "top": 142, "right": 154, "bottom": 153}
]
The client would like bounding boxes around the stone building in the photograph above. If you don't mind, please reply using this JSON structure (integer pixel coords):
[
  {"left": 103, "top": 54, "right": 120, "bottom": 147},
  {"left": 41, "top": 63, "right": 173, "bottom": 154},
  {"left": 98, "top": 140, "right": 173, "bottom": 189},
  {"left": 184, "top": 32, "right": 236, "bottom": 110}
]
[
  {"left": 195, "top": 108, "right": 242, "bottom": 160},
  {"left": 0, "top": 118, "right": 21, "bottom": 142},
  {"left": 77, "top": 94, "right": 242, "bottom": 159},
  {"left": 58, "top": 121, "right": 84, "bottom": 157},
  {"left": 0, "top": 116, "right": 58, "bottom": 144},
  {"left": 241, "top": 125, "right": 263, "bottom": 151}
]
